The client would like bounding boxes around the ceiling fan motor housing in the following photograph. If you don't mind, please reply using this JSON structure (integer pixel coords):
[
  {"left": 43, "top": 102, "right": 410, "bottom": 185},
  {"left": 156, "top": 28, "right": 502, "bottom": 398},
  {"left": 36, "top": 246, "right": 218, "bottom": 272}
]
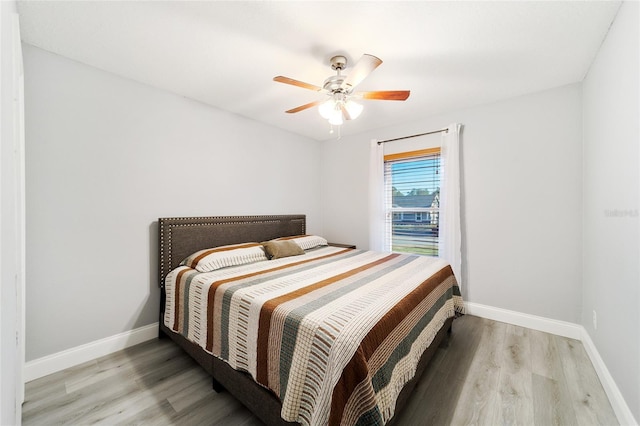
[
  {"left": 325, "top": 55, "right": 349, "bottom": 92},
  {"left": 323, "top": 75, "right": 347, "bottom": 92},
  {"left": 330, "top": 55, "right": 347, "bottom": 70}
]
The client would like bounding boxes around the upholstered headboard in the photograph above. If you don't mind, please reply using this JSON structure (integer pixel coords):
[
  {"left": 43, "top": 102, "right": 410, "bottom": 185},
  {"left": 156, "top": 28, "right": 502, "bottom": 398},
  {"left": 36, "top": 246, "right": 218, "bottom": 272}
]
[{"left": 158, "top": 215, "right": 306, "bottom": 285}]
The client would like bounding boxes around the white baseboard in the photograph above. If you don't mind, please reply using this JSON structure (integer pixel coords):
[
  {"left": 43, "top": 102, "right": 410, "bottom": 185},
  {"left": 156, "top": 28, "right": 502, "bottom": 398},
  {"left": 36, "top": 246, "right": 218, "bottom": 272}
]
[
  {"left": 25, "top": 322, "right": 159, "bottom": 382},
  {"left": 465, "top": 302, "right": 637, "bottom": 426},
  {"left": 464, "top": 301, "right": 583, "bottom": 339},
  {"left": 580, "top": 328, "right": 639, "bottom": 426}
]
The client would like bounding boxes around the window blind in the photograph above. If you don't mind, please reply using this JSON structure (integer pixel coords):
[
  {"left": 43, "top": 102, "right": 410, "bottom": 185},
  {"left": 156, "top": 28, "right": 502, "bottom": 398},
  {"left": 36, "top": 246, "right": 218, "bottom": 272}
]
[{"left": 383, "top": 149, "right": 441, "bottom": 256}]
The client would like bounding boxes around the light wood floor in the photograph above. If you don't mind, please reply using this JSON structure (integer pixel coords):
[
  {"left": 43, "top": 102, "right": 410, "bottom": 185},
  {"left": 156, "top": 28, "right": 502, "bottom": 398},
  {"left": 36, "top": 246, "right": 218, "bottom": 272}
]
[{"left": 22, "top": 315, "right": 618, "bottom": 426}]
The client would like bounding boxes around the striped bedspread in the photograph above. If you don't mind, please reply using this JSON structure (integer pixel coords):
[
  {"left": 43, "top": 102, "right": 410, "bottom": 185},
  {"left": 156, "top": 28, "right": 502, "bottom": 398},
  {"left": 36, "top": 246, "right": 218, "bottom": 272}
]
[{"left": 164, "top": 246, "right": 464, "bottom": 426}]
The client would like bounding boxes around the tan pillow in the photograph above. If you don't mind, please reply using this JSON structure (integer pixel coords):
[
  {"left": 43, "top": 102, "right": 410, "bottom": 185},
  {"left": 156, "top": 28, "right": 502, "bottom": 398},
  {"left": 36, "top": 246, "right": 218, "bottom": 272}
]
[{"left": 262, "top": 240, "right": 305, "bottom": 260}]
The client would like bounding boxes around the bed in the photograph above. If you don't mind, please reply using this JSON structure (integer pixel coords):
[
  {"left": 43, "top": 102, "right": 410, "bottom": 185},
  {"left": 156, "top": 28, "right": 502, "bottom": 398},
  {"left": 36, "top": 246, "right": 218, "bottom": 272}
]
[{"left": 158, "top": 215, "right": 463, "bottom": 426}]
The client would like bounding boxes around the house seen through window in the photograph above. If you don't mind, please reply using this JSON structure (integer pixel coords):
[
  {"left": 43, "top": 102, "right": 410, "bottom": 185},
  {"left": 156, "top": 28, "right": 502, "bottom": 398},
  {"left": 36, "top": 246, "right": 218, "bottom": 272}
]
[{"left": 384, "top": 148, "right": 441, "bottom": 256}]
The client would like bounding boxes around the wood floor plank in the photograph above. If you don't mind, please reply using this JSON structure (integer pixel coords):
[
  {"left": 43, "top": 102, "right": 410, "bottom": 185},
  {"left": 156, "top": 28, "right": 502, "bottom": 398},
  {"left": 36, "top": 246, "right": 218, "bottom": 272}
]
[
  {"left": 498, "top": 325, "right": 534, "bottom": 425},
  {"left": 22, "top": 315, "right": 618, "bottom": 426},
  {"left": 22, "top": 375, "right": 67, "bottom": 416},
  {"left": 117, "top": 399, "right": 177, "bottom": 426},
  {"left": 64, "top": 340, "right": 183, "bottom": 395},
  {"left": 24, "top": 373, "right": 143, "bottom": 425},
  {"left": 555, "top": 335, "right": 619, "bottom": 426},
  {"left": 532, "top": 372, "right": 579, "bottom": 426},
  {"left": 81, "top": 360, "right": 207, "bottom": 424},
  {"left": 530, "top": 328, "right": 564, "bottom": 381},
  {"left": 392, "top": 374, "right": 465, "bottom": 426},
  {"left": 392, "top": 315, "right": 483, "bottom": 425},
  {"left": 433, "top": 314, "right": 484, "bottom": 381},
  {"left": 93, "top": 339, "right": 179, "bottom": 377},
  {"left": 24, "top": 358, "right": 99, "bottom": 409},
  {"left": 171, "top": 391, "right": 249, "bottom": 425},
  {"left": 165, "top": 371, "right": 215, "bottom": 413},
  {"left": 449, "top": 318, "right": 507, "bottom": 425}
]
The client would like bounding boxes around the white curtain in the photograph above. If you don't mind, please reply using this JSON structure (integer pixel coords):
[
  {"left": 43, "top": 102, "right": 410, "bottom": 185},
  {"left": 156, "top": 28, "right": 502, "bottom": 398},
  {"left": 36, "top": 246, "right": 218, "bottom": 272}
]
[
  {"left": 368, "top": 139, "right": 385, "bottom": 251},
  {"left": 438, "top": 123, "right": 462, "bottom": 286}
]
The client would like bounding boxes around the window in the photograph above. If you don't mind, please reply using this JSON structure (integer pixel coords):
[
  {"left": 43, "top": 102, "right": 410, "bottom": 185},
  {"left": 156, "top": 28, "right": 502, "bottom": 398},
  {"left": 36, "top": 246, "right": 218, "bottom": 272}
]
[{"left": 384, "top": 148, "right": 440, "bottom": 256}]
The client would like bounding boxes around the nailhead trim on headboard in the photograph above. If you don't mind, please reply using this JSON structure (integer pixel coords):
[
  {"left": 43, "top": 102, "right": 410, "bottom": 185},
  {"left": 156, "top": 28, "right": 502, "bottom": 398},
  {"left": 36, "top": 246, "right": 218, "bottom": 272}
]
[{"left": 158, "top": 215, "right": 306, "bottom": 286}]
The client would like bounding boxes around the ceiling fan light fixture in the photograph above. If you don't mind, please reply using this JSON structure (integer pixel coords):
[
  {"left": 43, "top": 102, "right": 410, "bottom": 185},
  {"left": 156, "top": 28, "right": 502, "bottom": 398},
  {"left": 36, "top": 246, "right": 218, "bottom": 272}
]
[
  {"left": 344, "top": 100, "right": 363, "bottom": 120},
  {"left": 328, "top": 108, "right": 344, "bottom": 126},
  {"left": 319, "top": 96, "right": 362, "bottom": 126},
  {"left": 318, "top": 100, "right": 334, "bottom": 119}
]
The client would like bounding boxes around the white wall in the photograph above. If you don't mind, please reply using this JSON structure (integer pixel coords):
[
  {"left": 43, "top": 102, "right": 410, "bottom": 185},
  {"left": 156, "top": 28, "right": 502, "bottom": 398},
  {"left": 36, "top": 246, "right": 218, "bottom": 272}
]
[
  {"left": 582, "top": 1, "right": 639, "bottom": 421},
  {"left": 1, "top": 1, "right": 24, "bottom": 424},
  {"left": 23, "top": 44, "right": 321, "bottom": 361},
  {"left": 321, "top": 84, "right": 584, "bottom": 323}
]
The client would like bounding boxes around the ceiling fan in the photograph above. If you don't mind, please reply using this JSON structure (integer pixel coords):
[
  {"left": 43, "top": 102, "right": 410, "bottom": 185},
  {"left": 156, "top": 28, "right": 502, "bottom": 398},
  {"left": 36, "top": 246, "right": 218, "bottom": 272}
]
[{"left": 273, "top": 54, "right": 410, "bottom": 127}]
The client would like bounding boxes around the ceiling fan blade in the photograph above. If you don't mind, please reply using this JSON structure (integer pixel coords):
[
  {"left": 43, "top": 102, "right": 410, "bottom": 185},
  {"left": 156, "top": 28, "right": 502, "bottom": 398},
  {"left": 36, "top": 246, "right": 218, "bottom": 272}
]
[
  {"left": 273, "top": 76, "right": 323, "bottom": 92},
  {"left": 285, "top": 100, "right": 323, "bottom": 114},
  {"left": 340, "top": 104, "right": 352, "bottom": 121},
  {"left": 358, "top": 90, "right": 411, "bottom": 101},
  {"left": 342, "top": 54, "right": 383, "bottom": 90}
]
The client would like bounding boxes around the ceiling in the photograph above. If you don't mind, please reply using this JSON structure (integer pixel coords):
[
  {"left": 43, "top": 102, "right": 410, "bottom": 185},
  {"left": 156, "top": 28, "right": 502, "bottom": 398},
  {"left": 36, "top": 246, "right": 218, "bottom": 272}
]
[{"left": 17, "top": 1, "right": 621, "bottom": 141}]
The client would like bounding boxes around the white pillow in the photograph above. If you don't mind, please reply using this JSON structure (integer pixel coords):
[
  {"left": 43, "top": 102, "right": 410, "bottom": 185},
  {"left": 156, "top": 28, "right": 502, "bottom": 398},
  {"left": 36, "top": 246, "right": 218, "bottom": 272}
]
[{"left": 180, "top": 242, "right": 267, "bottom": 272}]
